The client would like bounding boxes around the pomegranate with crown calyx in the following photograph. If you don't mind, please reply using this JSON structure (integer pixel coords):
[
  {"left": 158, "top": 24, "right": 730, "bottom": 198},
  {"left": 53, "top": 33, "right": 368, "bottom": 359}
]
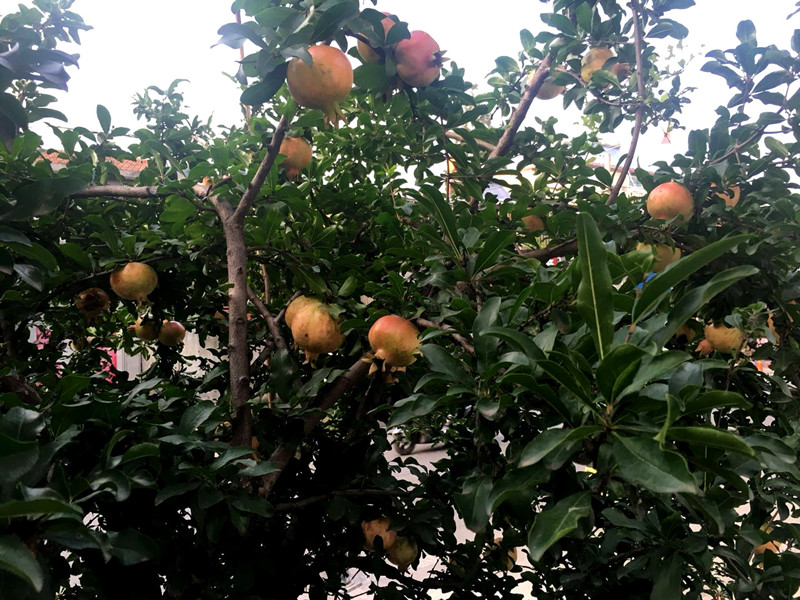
[
  {"left": 158, "top": 320, "right": 186, "bottom": 346},
  {"left": 394, "top": 30, "right": 445, "bottom": 87},
  {"left": 110, "top": 262, "right": 158, "bottom": 305},
  {"left": 289, "top": 300, "right": 344, "bottom": 363},
  {"left": 279, "top": 136, "right": 312, "bottom": 180},
  {"left": 75, "top": 287, "right": 110, "bottom": 321},
  {"left": 368, "top": 315, "right": 420, "bottom": 368},
  {"left": 287, "top": 45, "right": 353, "bottom": 127}
]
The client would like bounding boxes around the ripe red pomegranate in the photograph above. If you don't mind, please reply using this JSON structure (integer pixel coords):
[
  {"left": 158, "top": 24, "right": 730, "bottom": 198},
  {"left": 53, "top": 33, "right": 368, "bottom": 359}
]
[
  {"left": 75, "top": 287, "right": 110, "bottom": 321},
  {"left": 289, "top": 300, "right": 344, "bottom": 362},
  {"left": 646, "top": 181, "right": 694, "bottom": 222},
  {"left": 394, "top": 31, "right": 444, "bottom": 87},
  {"left": 368, "top": 315, "right": 420, "bottom": 367},
  {"left": 279, "top": 137, "right": 312, "bottom": 180},
  {"left": 357, "top": 12, "right": 396, "bottom": 64},
  {"left": 287, "top": 45, "right": 353, "bottom": 127},
  {"left": 109, "top": 262, "right": 158, "bottom": 304},
  {"left": 158, "top": 320, "right": 186, "bottom": 346},
  {"left": 130, "top": 317, "right": 159, "bottom": 342}
]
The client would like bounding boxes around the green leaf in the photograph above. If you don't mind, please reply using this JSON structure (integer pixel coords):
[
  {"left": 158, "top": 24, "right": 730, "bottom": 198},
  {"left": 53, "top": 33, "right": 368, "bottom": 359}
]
[
  {"left": 736, "top": 19, "right": 757, "bottom": 46},
  {"left": 107, "top": 529, "right": 160, "bottom": 566},
  {"left": 455, "top": 476, "right": 493, "bottom": 532},
  {"left": 96, "top": 104, "right": 111, "bottom": 134},
  {"left": 472, "top": 230, "right": 515, "bottom": 275},
  {"left": 353, "top": 63, "right": 389, "bottom": 90},
  {"left": 527, "top": 492, "right": 591, "bottom": 562},
  {"left": 481, "top": 326, "right": 546, "bottom": 362},
  {"left": 612, "top": 434, "right": 699, "bottom": 494},
  {"left": 13, "top": 263, "right": 43, "bottom": 291},
  {"left": 473, "top": 296, "right": 502, "bottom": 376},
  {"left": 596, "top": 344, "right": 647, "bottom": 402},
  {"left": 576, "top": 213, "right": 613, "bottom": 359},
  {"left": 541, "top": 13, "right": 578, "bottom": 37},
  {"left": 2, "top": 177, "right": 86, "bottom": 221},
  {"left": 178, "top": 401, "right": 217, "bottom": 435},
  {"left": 519, "top": 426, "right": 601, "bottom": 468},
  {"left": 633, "top": 235, "right": 749, "bottom": 324},
  {"left": 412, "top": 186, "right": 462, "bottom": 261},
  {"left": 0, "top": 535, "right": 43, "bottom": 592},
  {"left": 0, "top": 498, "right": 81, "bottom": 519},
  {"left": 666, "top": 426, "right": 754, "bottom": 456},
  {"left": 419, "top": 344, "right": 473, "bottom": 387},
  {"left": 240, "top": 63, "right": 288, "bottom": 106},
  {"left": 651, "top": 553, "right": 682, "bottom": 600},
  {"left": 0, "top": 226, "right": 31, "bottom": 245},
  {"left": 538, "top": 359, "right": 594, "bottom": 407},
  {"left": 647, "top": 265, "right": 759, "bottom": 348},
  {"left": 618, "top": 351, "right": 691, "bottom": 400},
  {"left": 682, "top": 390, "right": 751, "bottom": 416},
  {"left": 0, "top": 433, "right": 39, "bottom": 484}
]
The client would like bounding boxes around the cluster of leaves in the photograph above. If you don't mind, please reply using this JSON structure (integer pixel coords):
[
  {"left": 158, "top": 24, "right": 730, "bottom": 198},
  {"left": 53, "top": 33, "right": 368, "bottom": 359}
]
[{"left": 1, "top": 0, "right": 800, "bottom": 599}]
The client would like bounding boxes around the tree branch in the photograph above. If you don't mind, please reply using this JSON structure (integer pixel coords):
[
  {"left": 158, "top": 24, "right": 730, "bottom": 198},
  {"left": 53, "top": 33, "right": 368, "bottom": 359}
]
[
  {"left": 606, "top": 0, "right": 646, "bottom": 205},
  {"left": 233, "top": 114, "right": 290, "bottom": 220},
  {"left": 518, "top": 239, "right": 578, "bottom": 262},
  {"left": 259, "top": 357, "right": 371, "bottom": 498},
  {"left": 416, "top": 318, "right": 475, "bottom": 355},
  {"left": 273, "top": 488, "right": 404, "bottom": 512},
  {"left": 489, "top": 54, "right": 554, "bottom": 160},
  {"left": 246, "top": 285, "right": 287, "bottom": 352},
  {"left": 444, "top": 130, "right": 498, "bottom": 153}
]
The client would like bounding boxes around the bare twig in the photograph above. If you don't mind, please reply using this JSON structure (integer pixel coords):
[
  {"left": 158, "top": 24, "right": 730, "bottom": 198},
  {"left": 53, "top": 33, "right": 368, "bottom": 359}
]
[
  {"left": 416, "top": 318, "right": 475, "bottom": 355},
  {"left": 444, "top": 130, "right": 498, "bottom": 153},
  {"left": 273, "top": 488, "right": 404, "bottom": 512},
  {"left": 518, "top": 239, "right": 578, "bottom": 262},
  {"left": 246, "top": 286, "right": 287, "bottom": 351},
  {"left": 489, "top": 54, "right": 554, "bottom": 160},
  {"left": 606, "top": 0, "right": 646, "bottom": 205},
  {"left": 259, "top": 357, "right": 371, "bottom": 498},
  {"left": 234, "top": 114, "right": 290, "bottom": 220}
]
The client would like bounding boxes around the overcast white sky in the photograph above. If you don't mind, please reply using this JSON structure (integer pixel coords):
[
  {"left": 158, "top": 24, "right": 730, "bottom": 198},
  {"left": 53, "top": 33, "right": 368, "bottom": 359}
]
[{"left": 33, "top": 0, "right": 800, "bottom": 166}]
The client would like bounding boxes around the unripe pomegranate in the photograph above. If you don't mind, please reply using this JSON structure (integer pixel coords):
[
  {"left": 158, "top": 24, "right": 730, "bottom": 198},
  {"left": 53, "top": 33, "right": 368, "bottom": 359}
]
[
  {"left": 522, "top": 214, "right": 545, "bottom": 233},
  {"left": 531, "top": 66, "right": 565, "bottom": 100},
  {"left": 279, "top": 136, "right": 312, "bottom": 180},
  {"left": 368, "top": 315, "right": 420, "bottom": 367},
  {"left": 646, "top": 181, "right": 694, "bottom": 222},
  {"left": 357, "top": 12, "right": 396, "bottom": 64},
  {"left": 394, "top": 31, "right": 444, "bottom": 87},
  {"left": 362, "top": 517, "right": 397, "bottom": 551},
  {"left": 581, "top": 46, "right": 614, "bottom": 83},
  {"left": 711, "top": 183, "right": 741, "bottom": 207},
  {"left": 110, "top": 262, "right": 158, "bottom": 304},
  {"left": 287, "top": 45, "right": 353, "bottom": 127},
  {"left": 285, "top": 295, "right": 321, "bottom": 328},
  {"left": 130, "top": 317, "right": 160, "bottom": 342},
  {"left": 636, "top": 243, "right": 681, "bottom": 273},
  {"left": 289, "top": 301, "right": 344, "bottom": 362},
  {"left": 75, "top": 287, "right": 110, "bottom": 321},
  {"left": 386, "top": 536, "right": 418, "bottom": 571},
  {"left": 704, "top": 323, "right": 744, "bottom": 354},
  {"left": 158, "top": 320, "right": 186, "bottom": 346}
]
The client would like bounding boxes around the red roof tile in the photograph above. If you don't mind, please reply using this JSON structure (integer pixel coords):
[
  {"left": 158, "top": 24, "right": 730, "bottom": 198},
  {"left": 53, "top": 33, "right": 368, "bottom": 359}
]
[{"left": 40, "top": 152, "right": 148, "bottom": 172}]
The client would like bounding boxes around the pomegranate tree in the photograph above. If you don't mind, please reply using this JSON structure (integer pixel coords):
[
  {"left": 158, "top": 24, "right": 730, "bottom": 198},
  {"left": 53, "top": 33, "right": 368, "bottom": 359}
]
[
  {"left": 287, "top": 45, "right": 353, "bottom": 127},
  {"left": 394, "top": 30, "right": 444, "bottom": 87},
  {"left": 109, "top": 262, "right": 158, "bottom": 305},
  {"left": 368, "top": 315, "right": 420, "bottom": 368}
]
